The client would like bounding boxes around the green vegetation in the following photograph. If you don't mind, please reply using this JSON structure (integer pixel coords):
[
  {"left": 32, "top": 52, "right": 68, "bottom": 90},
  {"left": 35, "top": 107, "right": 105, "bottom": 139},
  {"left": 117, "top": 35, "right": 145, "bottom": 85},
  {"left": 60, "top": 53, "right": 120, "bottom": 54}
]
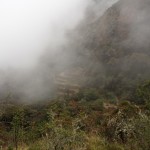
[
  {"left": 0, "top": 82, "right": 150, "bottom": 150},
  {"left": 1, "top": 0, "right": 150, "bottom": 149}
]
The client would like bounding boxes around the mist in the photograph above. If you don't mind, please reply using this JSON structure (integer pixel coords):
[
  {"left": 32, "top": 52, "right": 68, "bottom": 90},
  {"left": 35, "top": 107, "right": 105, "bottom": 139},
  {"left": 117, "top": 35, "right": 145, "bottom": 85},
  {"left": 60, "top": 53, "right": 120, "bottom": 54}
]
[
  {"left": 0, "top": 0, "right": 121, "bottom": 101},
  {"left": 1, "top": 0, "right": 150, "bottom": 148},
  {"left": 0, "top": 0, "right": 92, "bottom": 101},
  {"left": 0, "top": 0, "right": 91, "bottom": 69},
  {"left": 3, "top": 0, "right": 149, "bottom": 102},
  {"left": 70, "top": 0, "right": 150, "bottom": 99}
]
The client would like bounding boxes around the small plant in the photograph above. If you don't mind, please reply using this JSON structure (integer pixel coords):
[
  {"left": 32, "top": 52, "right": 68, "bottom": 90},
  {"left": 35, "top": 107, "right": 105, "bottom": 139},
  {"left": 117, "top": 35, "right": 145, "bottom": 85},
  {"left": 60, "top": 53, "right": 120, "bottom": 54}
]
[
  {"left": 107, "top": 144, "right": 124, "bottom": 150},
  {"left": 76, "top": 89, "right": 100, "bottom": 101},
  {"left": 7, "top": 145, "right": 14, "bottom": 150}
]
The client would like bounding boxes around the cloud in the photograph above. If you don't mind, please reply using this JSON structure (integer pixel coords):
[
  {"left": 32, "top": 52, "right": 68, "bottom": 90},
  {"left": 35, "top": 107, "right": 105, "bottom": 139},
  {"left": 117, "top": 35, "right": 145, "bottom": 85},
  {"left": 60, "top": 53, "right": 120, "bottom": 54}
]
[{"left": 0, "top": 0, "right": 90, "bottom": 69}]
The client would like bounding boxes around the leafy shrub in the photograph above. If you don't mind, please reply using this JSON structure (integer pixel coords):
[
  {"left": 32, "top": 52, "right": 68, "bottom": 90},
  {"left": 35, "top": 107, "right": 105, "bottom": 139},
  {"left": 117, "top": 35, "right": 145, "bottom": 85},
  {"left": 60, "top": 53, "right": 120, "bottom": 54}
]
[
  {"left": 87, "top": 136, "right": 107, "bottom": 150},
  {"left": 137, "top": 80, "right": 150, "bottom": 105},
  {"left": 106, "top": 144, "right": 124, "bottom": 150},
  {"left": 7, "top": 145, "right": 13, "bottom": 150},
  {"left": 104, "top": 92, "right": 118, "bottom": 104},
  {"left": 28, "top": 140, "right": 47, "bottom": 150},
  {"left": 133, "top": 117, "right": 150, "bottom": 150},
  {"left": 76, "top": 89, "right": 100, "bottom": 101},
  {"left": 91, "top": 99, "right": 104, "bottom": 111}
]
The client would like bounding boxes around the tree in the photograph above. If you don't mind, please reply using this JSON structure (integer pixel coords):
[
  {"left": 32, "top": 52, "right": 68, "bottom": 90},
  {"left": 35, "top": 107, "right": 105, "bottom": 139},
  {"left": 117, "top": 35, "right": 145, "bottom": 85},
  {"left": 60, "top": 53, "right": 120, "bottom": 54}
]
[
  {"left": 11, "top": 108, "right": 24, "bottom": 150},
  {"left": 137, "top": 80, "right": 150, "bottom": 106}
]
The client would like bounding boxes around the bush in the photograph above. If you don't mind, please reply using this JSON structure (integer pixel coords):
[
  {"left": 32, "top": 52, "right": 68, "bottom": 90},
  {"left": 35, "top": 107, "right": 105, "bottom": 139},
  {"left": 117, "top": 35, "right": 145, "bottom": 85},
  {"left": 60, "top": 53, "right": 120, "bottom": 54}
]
[
  {"left": 77, "top": 89, "right": 100, "bottom": 101},
  {"left": 134, "top": 117, "right": 150, "bottom": 150},
  {"left": 91, "top": 99, "right": 104, "bottom": 111},
  {"left": 136, "top": 81, "right": 150, "bottom": 105},
  {"left": 105, "top": 92, "right": 118, "bottom": 104},
  {"left": 7, "top": 145, "right": 14, "bottom": 150},
  {"left": 107, "top": 144, "right": 124, "bottom": 150},
  {"left": 28, "top": 140, "right": 47, "bottom": 150},
  {"left": 87, "top": 136, "right": 107, "bottom": 150}
]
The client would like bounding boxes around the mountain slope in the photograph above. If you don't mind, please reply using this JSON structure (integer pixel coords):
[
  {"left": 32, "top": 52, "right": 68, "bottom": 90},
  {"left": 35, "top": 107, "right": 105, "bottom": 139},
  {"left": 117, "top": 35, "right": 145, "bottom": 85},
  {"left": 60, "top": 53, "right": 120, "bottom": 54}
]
[{"left": 62, "top": 0, "right": 150, "bottom": 100}]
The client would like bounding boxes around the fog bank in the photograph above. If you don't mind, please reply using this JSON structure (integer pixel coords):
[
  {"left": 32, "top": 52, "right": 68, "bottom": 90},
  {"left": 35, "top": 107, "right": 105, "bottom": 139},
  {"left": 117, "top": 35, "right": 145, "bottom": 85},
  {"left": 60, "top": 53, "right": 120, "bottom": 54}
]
[{"left": 0, "top": 0, "right": 120, "bottom": 101}]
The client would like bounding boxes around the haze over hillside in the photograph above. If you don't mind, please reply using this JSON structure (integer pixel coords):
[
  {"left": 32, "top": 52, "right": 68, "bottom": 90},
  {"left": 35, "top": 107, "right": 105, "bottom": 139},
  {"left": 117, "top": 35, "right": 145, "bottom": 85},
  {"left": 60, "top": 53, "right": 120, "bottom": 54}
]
[
  {"left": 1, "top": 0, "right": 150, "bottom": 149},
  {"left": 0, "top": 0, "right": 119, "bottom": 101},
  {"left": 0, "top": 0, "right": 150, "bottom": 102},
  {"left": 62, "top": 0, "right": 150, "bottom": 101}
]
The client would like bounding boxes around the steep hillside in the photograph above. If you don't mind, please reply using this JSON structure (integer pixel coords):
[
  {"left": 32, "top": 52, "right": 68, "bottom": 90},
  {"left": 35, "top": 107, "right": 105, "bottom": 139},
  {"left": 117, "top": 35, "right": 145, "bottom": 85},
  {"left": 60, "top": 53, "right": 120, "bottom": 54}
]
[{"left": 63, "top": 0, "right": 150, "bottom": 100}]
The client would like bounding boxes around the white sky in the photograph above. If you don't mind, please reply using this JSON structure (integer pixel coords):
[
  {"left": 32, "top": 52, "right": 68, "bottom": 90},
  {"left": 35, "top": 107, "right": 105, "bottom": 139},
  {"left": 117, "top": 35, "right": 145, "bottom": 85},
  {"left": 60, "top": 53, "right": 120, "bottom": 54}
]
[{"left": 0, "top": 0, "right": 90, "bottom": 69}]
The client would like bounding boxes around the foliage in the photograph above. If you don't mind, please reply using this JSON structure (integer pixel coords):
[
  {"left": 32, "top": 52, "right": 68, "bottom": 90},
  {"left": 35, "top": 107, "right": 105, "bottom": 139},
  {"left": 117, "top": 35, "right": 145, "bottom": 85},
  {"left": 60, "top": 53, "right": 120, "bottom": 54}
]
[
  {"left": 76, "top": 89, "right": 100, "bottom": 101},
  {"left": 137, "top": 80, "right": 150, "bottom": 106},
  {"left": 133, "top": 116, "right": 150, "bottom": 150},
  {"left": 0, "top": 94, "right": 149, "bottom": 150}
]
